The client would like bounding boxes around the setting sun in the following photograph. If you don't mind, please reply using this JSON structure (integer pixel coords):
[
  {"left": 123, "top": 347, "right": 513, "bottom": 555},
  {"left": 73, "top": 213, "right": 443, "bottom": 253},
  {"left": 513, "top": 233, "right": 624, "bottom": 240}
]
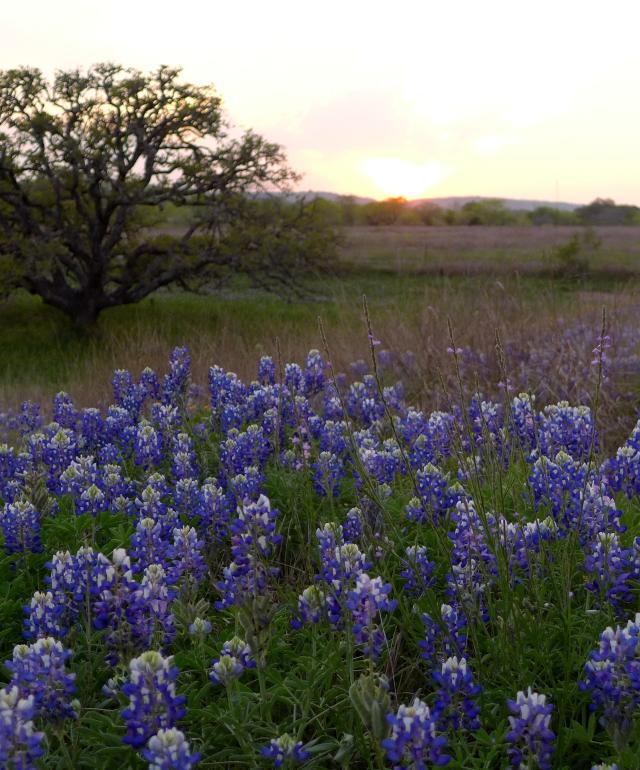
[{"left": 362, "top": 157, "right": 447, "bottom": 199}]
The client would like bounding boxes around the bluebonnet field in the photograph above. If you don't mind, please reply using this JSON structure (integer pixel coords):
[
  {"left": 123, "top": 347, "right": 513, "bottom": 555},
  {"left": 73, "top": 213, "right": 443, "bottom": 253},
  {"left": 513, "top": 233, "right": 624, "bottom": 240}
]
[{"left": 0, "top": 329, "right": 639, "bottom": 769}]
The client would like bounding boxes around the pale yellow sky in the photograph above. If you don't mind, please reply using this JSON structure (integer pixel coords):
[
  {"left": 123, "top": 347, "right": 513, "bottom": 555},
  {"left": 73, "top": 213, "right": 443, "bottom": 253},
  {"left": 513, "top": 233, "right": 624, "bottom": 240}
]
[{"left": 3, "top": 0, "right": 639, "bottom": 202}]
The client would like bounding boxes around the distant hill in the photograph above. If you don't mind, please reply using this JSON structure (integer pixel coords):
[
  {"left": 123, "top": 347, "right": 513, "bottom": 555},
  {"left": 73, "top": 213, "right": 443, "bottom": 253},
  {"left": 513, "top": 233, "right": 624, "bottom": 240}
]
[{"left": 285, "top": 191, "right": 581, "bottom": 211}]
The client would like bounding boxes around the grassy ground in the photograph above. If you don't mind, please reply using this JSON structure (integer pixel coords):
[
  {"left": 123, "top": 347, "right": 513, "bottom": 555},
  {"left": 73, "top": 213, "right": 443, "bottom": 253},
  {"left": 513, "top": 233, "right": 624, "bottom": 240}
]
[
  {"left": 2, "top": 269, "right": 639, "bottom": 440},
  {"left": 340, "top": 225, "right": 640, "bottom": 275}
]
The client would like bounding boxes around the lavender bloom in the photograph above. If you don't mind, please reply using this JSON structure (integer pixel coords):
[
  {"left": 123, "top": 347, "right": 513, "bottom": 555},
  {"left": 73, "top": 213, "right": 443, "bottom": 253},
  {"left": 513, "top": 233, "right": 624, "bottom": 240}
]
[
  {"left": 0, "top": 500, "right": 43, "bottom": 555},
  {"left": 121, "top": 651, "right": 186, "bottom": 749},
  {"left": 382, "top": 697, "right": 450, "bottom": 769},
  {"left": 346, "top": 573, "right": 396, "bottom": 661},
  {"left": 506, "top": 688, "right": 555, "bottom": 770},
  {"left": 432, "top": 656, "right": 481, "bottom": 731},
  {"left": 6, "top": 637, "right": 77, "bottom": 720},
  {"left": 261, "top": 733, "right": 309, "bottom": 767},
  {"left": 0, "top": 686, "right": 45, "bottom": 770},
  {"left": 143, "top": 728, "right": 201, "bottom": 770}
]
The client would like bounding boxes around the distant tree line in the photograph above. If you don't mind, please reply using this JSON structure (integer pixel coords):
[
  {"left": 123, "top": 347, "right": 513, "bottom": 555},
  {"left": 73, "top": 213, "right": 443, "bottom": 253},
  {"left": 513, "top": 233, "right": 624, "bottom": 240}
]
[{"left": 303, "top": 196, "right": 640, "bottom": 227}]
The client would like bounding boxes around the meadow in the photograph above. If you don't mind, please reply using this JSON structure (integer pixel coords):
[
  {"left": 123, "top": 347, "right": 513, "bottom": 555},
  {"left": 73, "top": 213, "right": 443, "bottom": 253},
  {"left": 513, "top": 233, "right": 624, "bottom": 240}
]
[{"left": 1, "top": 227, "right": 640, "bottom": 769}]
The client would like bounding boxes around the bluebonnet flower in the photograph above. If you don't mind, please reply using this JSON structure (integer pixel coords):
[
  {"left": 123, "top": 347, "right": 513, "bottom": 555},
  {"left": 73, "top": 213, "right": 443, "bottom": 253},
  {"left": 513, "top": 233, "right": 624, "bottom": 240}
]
[
  {"left": 23, "top": 591, "right": 66, "bottom": 640},
  {"left": 0, "top": 500, "right": 43, "bottom": 555},
  {"left": 143, "top": 728, "right": 201, "bottom": 770},
  {"left": 303, "top": 349, "right": 326, "bottom": 395},
  {"left": 209, "top": 637, "right": 255, "bottom": 686},
  {"left": 311, "top": 451, "right": 345, "bottom": 497},
  {"left": 42, "top": 426, "right": 78, "bottom": 488},
  {"left": 258, "top": 356, "right": 276, "bottom": 386},
  {"left": 316, "top": 419, "right": 348, "bottom": 456},
  {"left": 382, "top": 697, "right": 450, "bottom": 769},
  {"left": 121, "top": 651, "right": 186, "bottom": 749},
  {"left": 187, "top": 618, "right": 212, "bottom": 637},
  {"left": 581, "top": 613, "right": 640, "bottom": 739},
  {"left": 161, "top": 347, "right": 191, "bottom": 405},
  {"left": 510, "top": 393, "right": 538, "bottom": 454},
  {"left": 284, "top": 363, "right": 304, "bottom": 393},
  {"left": 19, "top": 401, "right": 42, "bottom": 435},
  {"left": 420, "top": 604, "right": 467, "bottom": 664},
  {"left": 228, "top": 466, "right": 264, "bottom": 503},
  {"left": 141, "top": 367, "right": 161, "bottom": 401},
  {"left": 129, "top": 564, "right": 177, "bottom": 651},
  {"left": 432, "top": 656, "right": 481, "bottom": 731},
  {"left": 400, "top": 546, "right": 435, "bottom": 597},
  {"left": 537, "top": 401, "right": 596, "bottom": 460},
  {"left": 261, "top": 734, "right": 309, "bottom": 767},
  {"left": 171, "top": 432, "right": 198, "bottom": 480},
  {"left": 134, "top": 423, "right": 164, "bottom": 469},
  {"left": 506, "top": 688, "right": 555, "bottom": 770},
  {"left": 346, "top": 573, "right": 396, "bottom": 661},
  {"left": 406, "top": 464, "right": 464, "bottom": 525},
  {"left": 92, "top": 551, "right": 175, "bottom": 661},
  {"left": 198, "top": 480, "right": 232, "bottom": 541},
  {"left": 343, "top": 507, "right": 363, "bottom": 542},
  {"left": 584, "top": 532, "right": 633, "bottom": 609},
  {"left": 43, "top": 546, "right": 97, "bottom": 628},
  {"left": 0, "top": 686, "right": 45, "bottom": 770},
  {"left": 216, "top": 495, "right": 280, "bottom": 609},
  {"left": 53, "top": 391, "right": 78, "bottom": 429},
  {"left": 130, "top": 517, "right": 172, "bottom": 573},
  {"left": 6, "top": 637, "right": 77, "bottom": 720},
  {"left": 80, "top": 407, "right": 104, "bottom": 450},
  {"left": 169, "top": 526, "right": 207, "bottom": 589},
  {"left": 292, "top": 585, "right": 328, "bottom": 628}
]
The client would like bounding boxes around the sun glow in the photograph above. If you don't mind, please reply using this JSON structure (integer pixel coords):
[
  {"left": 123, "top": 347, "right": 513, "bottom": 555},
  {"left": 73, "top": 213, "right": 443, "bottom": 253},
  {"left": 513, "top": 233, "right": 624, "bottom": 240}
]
[{"left": 363, "top": 157, "right": 447, "bottom": 199}]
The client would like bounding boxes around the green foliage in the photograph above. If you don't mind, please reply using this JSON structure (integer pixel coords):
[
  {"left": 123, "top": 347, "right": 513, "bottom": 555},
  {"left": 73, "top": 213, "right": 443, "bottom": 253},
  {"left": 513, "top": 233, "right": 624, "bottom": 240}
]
[{"left": 576, "top": 198, "right": 640, "bottom": 226}]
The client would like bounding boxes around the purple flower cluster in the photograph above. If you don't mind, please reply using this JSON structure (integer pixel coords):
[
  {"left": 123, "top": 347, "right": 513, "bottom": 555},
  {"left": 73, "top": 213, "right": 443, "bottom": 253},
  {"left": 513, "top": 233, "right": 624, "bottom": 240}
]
[
  {"left": 506, "top": 688, "right": 555, "bottom": 770},
  {"left": 143, "top": 728, "right": 201, "bottom": 770},
  {"left": 346, "top": 573, "right": 396, "bottom": 661},
  {"left": 5, "top": 637, "right": 77, "bottom": 721},
  {"left": 383, "top": 697, "right": 450, "bottom": 769},
  {"left": 581, "top": 613, "right": 640, "bottom": 738},
  {"left": 121, "top": 651, "right": 186, "bottom": 749},
  {"left": 0, "top": 686, "right": 45, "bottom": 770},
  {"left": 210, "top": 636, "right": 256, "bottom": 686}
]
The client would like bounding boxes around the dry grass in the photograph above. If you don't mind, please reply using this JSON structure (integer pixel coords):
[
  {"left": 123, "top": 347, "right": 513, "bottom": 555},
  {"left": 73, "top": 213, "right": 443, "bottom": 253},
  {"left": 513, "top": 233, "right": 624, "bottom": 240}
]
[
  {"left": 2, "top": 279, "right": 639, "bottom": 452},
  {"left": 339, "top": 225, "right": 640, "bottom": 274}
]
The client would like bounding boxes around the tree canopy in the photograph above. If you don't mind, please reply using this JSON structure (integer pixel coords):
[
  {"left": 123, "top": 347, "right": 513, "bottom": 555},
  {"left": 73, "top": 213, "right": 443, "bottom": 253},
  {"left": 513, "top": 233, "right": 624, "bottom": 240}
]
[{"left": 0, "top": 64, "right": 337, "bottom": 326}]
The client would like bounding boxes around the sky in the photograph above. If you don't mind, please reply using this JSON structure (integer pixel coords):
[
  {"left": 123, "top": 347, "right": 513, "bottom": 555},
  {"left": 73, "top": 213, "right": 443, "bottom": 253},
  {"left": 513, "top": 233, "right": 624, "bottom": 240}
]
[{"left": 3, "top": 0, "right": 640, "bottom": 203}]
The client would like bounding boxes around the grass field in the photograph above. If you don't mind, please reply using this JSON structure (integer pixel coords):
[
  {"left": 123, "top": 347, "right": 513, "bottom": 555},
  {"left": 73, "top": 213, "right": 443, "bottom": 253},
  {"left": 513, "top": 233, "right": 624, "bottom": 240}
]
[{"left": 339, "top": 225, "right": 640, "bottom": 276}]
